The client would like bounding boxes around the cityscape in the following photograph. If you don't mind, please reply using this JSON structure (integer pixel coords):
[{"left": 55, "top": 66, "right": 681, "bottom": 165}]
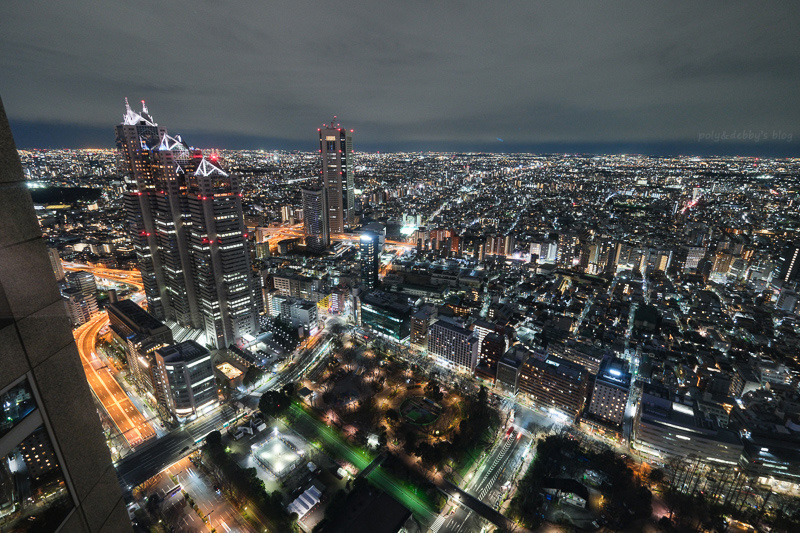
[{"left": 2, "top": 3, "right": 800, "bottom": 533}]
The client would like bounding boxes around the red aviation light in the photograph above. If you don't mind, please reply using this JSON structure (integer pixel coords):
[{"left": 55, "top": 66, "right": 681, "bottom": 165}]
[
  {"left": 202, "top": 237, "right": 209, "bottom": 244},
  {"left": 350, "top": 129, "right": 354, "bottom": 133},
  {"left": 210, "top": 153, "right": 219, "bottom": 162}
]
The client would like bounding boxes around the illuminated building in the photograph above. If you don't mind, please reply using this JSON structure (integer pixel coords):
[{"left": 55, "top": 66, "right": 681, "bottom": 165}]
[
  {"left": 154, "top": 340, "right": 216, "bottom": 420},
  {"left": 319, "top": 118, "right": 354, "bottom": 233},
  {"left": 302, "top": 186, "right": 330, "bottom": 250},
  {"left": 360, "top": 290, "right": 411, "bottom": 340},
  {"left": 519, "top": 355, "right": 588, "bottom": 419},
  {"left": 587, "top": 357, "right": 630, "bottom": 427},
  {"left": 360, "top": 231, "right": 380, "bottom": 290},
  {"left": 777, "top": 242, "right": 800, "bottom": 283},
  {"left": 428, "top": 318, "right": 479, "bottom": 372},
  {"left": 632, "top": 384, "right": 742, "bottom": 465},
  {"left": 115, "top": 99, "right": 258, "bottom": 349}
]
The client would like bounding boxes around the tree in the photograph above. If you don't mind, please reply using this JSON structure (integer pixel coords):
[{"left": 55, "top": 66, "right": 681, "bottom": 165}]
[
  {"left": 259, "top": 390, "right": 290, "bottom": 418},
  {"left": 243, "top": 366, "right": 264, "bottom": 387},
  {"left": 425, "top": 380, "right": 444, "bottom": 403},
  {"left": 206, "top": 430, "right": 222, "bottom": 449}
]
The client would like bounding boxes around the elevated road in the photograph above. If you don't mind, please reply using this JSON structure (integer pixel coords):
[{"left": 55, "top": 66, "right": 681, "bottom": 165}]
[{"left": 74, "top": 312, "right": 156, "bottom": 447}]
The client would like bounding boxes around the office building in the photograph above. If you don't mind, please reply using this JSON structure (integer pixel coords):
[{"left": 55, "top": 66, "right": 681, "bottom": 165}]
[
  {"left": 66, "top": 270, "right": 98, "bottom": 300},
  {"left": 360, "top": 291, "right": 411, "bottom": 341},
  {"left": 777, "top": 242, "right": 800, "bottom": 284},
  {"left": 519, "top": 355, "right": 588, "bottom": 419},
  {"left": 587, "top": 357, "right": 631, "bottom": 427},
  {"left": 116, "top": 99, "right": 258, "bottom": 349},
  {"left": 154, "top": 340, "right": 216, "bottom": 420},
  {"left": 475, "top": 332, "right": 505, "bottom": 382},
  {"left": 0, "top": 95, "right": 130, "bottom": 530},
  {"left": 410, "top": 307, "right": 434, "bottom": 349},
  {"left": 632, "top": 385, "right": 742, "bottom": 465},
  {"left": 61, "top": 286, "right": 97, "bottom": 327},
  {"left": 47, "top": 246, "right": 65, "bottom": 281},
  {"left": 428, "top": 318, "right": 479, "bottom": 372},
  {"left": 107, "top": 300, "right": 173, "bottom": 404},
  {"left": 302, "top": 186, "right": 330, "bottom": 251},
  {"left": 319, "top": 119, "right": 354, "bottom": 232},
  {"left": 360, "top": 231, "right": 380, "bottom": 290}
]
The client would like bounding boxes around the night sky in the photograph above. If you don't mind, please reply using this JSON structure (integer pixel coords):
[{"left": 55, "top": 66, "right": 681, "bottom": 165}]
[{"left": 2, "top": 2, "right": 799, "bottom": 156}]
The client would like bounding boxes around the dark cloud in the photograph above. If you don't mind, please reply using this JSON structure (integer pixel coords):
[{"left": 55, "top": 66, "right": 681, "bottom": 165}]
[{"left": 2, "top": 1, "right": 799, "bottom": 155}]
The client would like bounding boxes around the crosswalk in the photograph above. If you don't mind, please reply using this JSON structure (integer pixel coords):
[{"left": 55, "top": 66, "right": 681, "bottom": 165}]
[
  {"left": 429, "top": 514, "right": 446, "bottom": 532},
  {"left": 476, "top": 432, "right": 515, "bottom": 500}
]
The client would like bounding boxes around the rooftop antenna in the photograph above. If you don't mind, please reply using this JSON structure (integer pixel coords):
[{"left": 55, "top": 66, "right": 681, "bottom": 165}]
[
  {"left": 330, "top": 115, "right": 337, "bottom": 128},
  {"left": 124, "top": 97, "right": 132, "bottom": 113},
  {"left": 141, "top": 100, "right": 149, "bottom": 114}
]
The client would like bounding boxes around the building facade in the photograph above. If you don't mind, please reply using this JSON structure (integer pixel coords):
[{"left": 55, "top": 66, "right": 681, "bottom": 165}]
[
  {"left": 519, "top": 355, "right": 588, "bottom": 419},
  {"left": 154, "top": 340, "right": 216, "bottom": 420},
  {"left": 587, "top": 357, "right": 631, "bottom": 427},
  {"left": 301, "top": 186, "right": 330, "bottom": 251},
  {"left": 116, "top": 99, "right": 258, "bottom": 349},
  {"left": 0, "top": 95, "right": 131, "bottom": 530},
  {"left": 319, "top": 120, "right": 354, "bottom": 233},
  {"left": 428, "top": 318, "right": 479, "bottom": 372},
  {"left": 360, "top": 231, "right": 380, "bottom": 290}
]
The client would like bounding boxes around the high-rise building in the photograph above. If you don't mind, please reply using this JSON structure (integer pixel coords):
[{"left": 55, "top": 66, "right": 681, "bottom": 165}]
[
  {"left": 301, "top": 186, "right": 330, "bottom": 251},
  {"left": 519, "top": 355, "right": 588, "bottom": 419},
  {"left": 360, "top": 231, "right": 380, "bottom": 290},
  {"left": 47, "top": 246, "right": 65, "bottom": 281},
  {"left": 107, "top": 300, "right": 173, "bottom": 409},
  {"left": 777, "top": 242, "right": 800, "bottom": 284},
  {"left": 66, "top": 270, "right": 98, "bottom": 299},
  {"left": 61, "top": 286, "right": 97, "bottom": 327},
  {"left": 319, "top": 119, "right": 354, "bottom": 233},
  {"left": 116, "top": 99, "right": 258, "bottom": 349},
  {"left": 587, "top": 357, "right": 631, "bottom": 427},
  {"left": 154, "top": 340, "right": 216, "bottom": 420},
  {"left": 428, "top": 318, "right": 479, "bottom": 372},
  {"left": 0, "top": 95, "right": 131, "bottom": 530}
]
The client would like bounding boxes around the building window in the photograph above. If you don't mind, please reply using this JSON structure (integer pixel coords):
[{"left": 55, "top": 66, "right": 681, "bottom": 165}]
[{"left": 0, "top": 378, "right": 75, "bottom": 530}]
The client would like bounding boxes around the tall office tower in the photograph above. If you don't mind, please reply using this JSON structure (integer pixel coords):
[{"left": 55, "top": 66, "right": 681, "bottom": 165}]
[
  {"left": 588, "top": 357, "right": 631, "bottom": 427},
  {"left": 318, "top": 119, "right": 354, "bottom": 233},
  {"left": 777, "top": 242, "right": 800, "bottom": 284},
  {"left": 153, "top": 341, "right": 215, "bottom": 420},
  {"left": 302, "top": 186, "right": 330, "bottom": 251},
  {"left": 67, "top": 270, "right": 98, "bottom": 299},
  {"left": 0, "top": 96, "right": 131, "bottom": 530},
  {"left": 61, "top": 286, "right": 96, "bottom": 327},
  {"left": 359, "top": 231, "right": 380, "bottom": 290},
  {"left": 47, "top": 246, "right": 65, "bottom": 281},
  {"left": 116, "top": 99, "right": 258, "bottom": 349}
]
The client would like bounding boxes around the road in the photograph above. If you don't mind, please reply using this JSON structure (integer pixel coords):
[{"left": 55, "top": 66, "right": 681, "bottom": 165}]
[
  {"left": 74, "top": 312, "right": 156, "bottom": 448},
  {"left": 431, "top": 428, "right": 531, "bottom": 533},
  {"left": 116, "top": 405, "right": 241, "bottom": 490},
  {"left": 63, "top": 263, "right": 144, "bottom": 291}
]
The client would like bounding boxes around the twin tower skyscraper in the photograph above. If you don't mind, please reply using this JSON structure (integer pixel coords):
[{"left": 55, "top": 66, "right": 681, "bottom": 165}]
[
  {"left": 116, "top": 99, "right": 258, "bottom": 349},
  {"left": 117, "top": 101, "right": 355, "bottom": 348}
]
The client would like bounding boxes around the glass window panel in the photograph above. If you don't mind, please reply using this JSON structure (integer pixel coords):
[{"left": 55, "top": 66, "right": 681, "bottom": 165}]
[
  {"left": 0, "top": 381, "right": 37, "bottom": 439},
  {"left": 0, "top": 425, "right": 73, "bottom": 531}
]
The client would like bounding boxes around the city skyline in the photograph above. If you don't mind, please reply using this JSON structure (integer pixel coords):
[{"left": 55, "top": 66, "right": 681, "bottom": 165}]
[
  {"left": 2, "top": 2, "right": 800, "bottom": 156},
  {"left": 3, "top": 3, "right": 800, "bottom": 531}
]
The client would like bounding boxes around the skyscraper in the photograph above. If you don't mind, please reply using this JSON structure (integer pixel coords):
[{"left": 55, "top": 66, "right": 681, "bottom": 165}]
[
  {"left": 319, "top": 119, "right": 354, "bottom": 233},
  {"left": 777, "top": 242, "right": 800, "bottom": 284},
  {"left": 301, "top": 186, "right": 330, "bottom": 251},
  {"left": 0, "top": 95, "right": 131, "bottom": 530},
  {"left": 116, "top": 99, "right": 258, "bottom": 349},
  {"left": 359, "top": 231, "right": 380, "bottom": 290}
]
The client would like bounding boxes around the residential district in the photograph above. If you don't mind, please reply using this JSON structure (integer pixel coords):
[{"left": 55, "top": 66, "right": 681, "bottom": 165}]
[{"left": 6, "top": 100, "right": 800, "bottom": 532}]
